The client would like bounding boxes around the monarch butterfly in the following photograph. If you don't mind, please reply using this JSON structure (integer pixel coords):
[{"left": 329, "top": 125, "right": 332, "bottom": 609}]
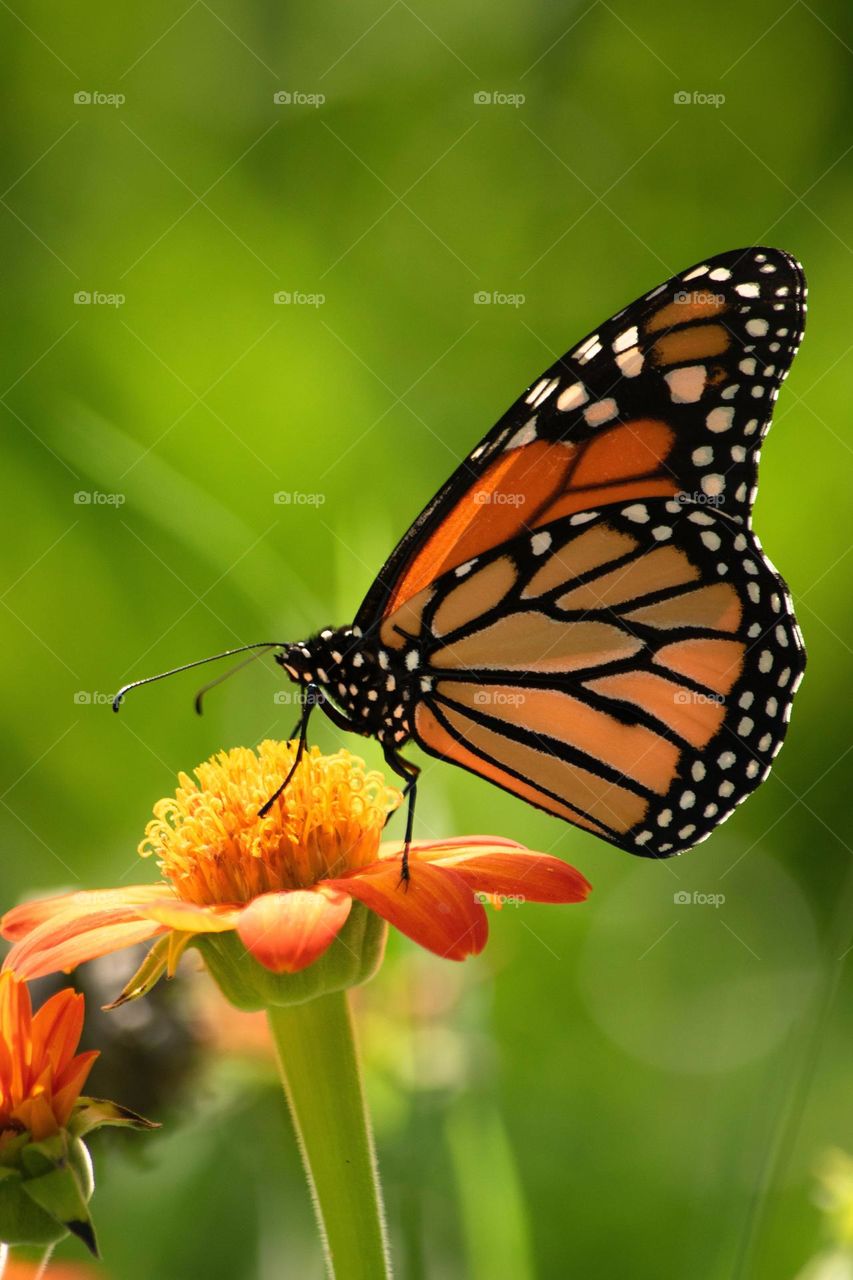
[{"left": 116, "top": 247, "right": 807, "bottom": 864}]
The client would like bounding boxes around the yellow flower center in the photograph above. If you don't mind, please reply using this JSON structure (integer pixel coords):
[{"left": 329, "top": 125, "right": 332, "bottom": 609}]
[{"left": 139, "top": 741, "right": 402, "bottom": 905}]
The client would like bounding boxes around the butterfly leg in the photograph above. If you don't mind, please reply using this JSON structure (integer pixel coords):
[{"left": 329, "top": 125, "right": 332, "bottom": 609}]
[
  {"left": 382, "top": 749, "right": 420, "bottom": 885},
  {"left": 259, "top": 684, "right": 320, "bottom": 816},
  {"left": 315, "top": 693, "right": 361, "bottom": 737}
]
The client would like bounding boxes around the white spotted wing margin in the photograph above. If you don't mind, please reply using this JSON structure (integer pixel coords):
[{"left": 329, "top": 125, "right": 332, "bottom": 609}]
[{"left": 404, "top": 499, "right": 806, "bottom": 860}]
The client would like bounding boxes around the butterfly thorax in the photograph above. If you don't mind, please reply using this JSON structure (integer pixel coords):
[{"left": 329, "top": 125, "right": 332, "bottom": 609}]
[{"left": 277, "top": 627, "right": 414, "bottom": 748}]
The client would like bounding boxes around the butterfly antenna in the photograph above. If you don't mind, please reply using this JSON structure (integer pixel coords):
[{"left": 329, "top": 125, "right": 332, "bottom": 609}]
[
  {"left": 194, "top": 647, "right": 273, "bottom": 716},
  {"left": 113, "top": 643, "right": 284, "bottom": 713}
]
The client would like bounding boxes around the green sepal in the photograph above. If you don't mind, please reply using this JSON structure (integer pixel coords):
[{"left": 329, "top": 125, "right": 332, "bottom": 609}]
[
  {"left": 193, "top": 901, "right": 387, "bottom": 1011},
  {"left": 103, "top": 935, "right": 171, "bottom": 1009},
  {"left": 20, "top": 1133, "right": 67, "bottom": 1177},
  {"left": 0, "top": 1133, "right": 28, "bottom": 1169},
  {"left": 21, "top": 1166, "right": 93, "bottom": 1246},
  {"left": 0, "top": 1132, "right": 94, "bottom": 1252},
  {"left": 69, "top": 1097, "right": 159, "bottom": 1139}
]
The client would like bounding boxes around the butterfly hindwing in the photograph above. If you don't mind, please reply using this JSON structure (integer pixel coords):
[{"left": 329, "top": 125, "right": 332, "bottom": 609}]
[
  {"left": 355, "top": 247, "right": 806, "bottom": 629},
  {"left": 381, "top": 496, "right": 805, "bottom": 858}
]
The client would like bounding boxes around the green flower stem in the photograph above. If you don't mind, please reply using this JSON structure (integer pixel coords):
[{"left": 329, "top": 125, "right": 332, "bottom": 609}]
[
  {"left": 267, "top": 991, "right": 391, "bottom": 1280},
  {"left": 34, "top": 1245, "right": 55, "bottom": 1279}
]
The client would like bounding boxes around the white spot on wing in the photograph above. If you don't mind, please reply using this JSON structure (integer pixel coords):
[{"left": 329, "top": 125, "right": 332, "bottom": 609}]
[
  {"left": 707, "top": 407, "right": 735, "bottom": 433},
  {"left": 665, "top": 365, "right": 706, "bottom": 403},
  {"left": 574, "top": 334, "right": 600, "bottom": 361},
  {"left": 531, "top": 376, "right": 559, "bottom": 408},
  {"left": 556, "top": 382, "right": 588, "bottom": 413},
  {"left": 506, "top": 418, "right": 538, "bottom": 449},
  {"left": 584, "top": 398, "right": 618, "bottom": 427},
  {"left": 525, "top": 378, "right": 548, "bottom": 405},
  {"left": 615, "top": 347, "right": 644, "bottom": 377},
  {"left": 612, "top": 326, "right": 638, "bottom": 353}
]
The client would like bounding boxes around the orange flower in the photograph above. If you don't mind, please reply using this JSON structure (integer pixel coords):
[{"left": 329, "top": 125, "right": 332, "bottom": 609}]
[
  {"left": 2, "top": 742, "right": 590, "bottom": 983},
  {"left": 2, "top": 1261, "right": 101, "bottom": 1279},
  {"left": 0, "top": 971, "right": 98, "bottom": 1144}
]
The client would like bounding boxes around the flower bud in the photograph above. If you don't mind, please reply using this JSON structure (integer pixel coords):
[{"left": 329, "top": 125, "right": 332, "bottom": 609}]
[
  {"left": 194, "top": 901, "right": 387, "bottom": 1011},
  {"left": 0, "top": 1132, "right": 94, "bottom": 1252}
]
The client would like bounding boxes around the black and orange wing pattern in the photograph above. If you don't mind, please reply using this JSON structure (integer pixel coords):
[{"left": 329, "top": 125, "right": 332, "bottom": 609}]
[
  {"left": 354, "top": 247, "right": 807, "bottom": 858},
  {"left": 386, "top": 503, "right": 803, "bottom": 856}
]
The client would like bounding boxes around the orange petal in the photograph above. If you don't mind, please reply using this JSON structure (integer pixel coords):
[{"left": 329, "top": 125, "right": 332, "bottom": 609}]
[
  {"left": 2, "top": 885, "right": 172, "bottom": 941},
  {"left": 421, "top": 848, "right": 592, "bottom": 903},
  {"left": 140, "top": 900, "right": 241, "bottom": 934},
  {"left": 330, "top": 859, "right": 488, "bottom": 961},
  {"left": 236, "top": 887, "right": 352, "bottom": 974},
  {"left": 381, "top": 836, "right": 527, "bottom": 859},
  {"left": 4, "top": 912, "right": 166, "bottom": 981},
  {"left": 0, "top": 973, "right": 33, "bottom": 1099},
  {"left": 12, "top": 1090, "right": 58, "bottom": 1142},
  {"left": 32, "top": 988, "right": 84, "bottom": 1076},
  {"left": 52, "top": 1049, "right": 99, "bottom": 1128}
]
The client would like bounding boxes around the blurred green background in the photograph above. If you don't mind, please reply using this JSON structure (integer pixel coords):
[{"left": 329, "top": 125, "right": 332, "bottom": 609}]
[{"left": 2, "top": 1, "right": 852, "bottom": 1276}]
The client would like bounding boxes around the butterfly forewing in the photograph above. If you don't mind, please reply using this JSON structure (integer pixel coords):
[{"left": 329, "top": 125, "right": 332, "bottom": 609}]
[{"left": 355, "top": 247, "right": 806, "bottom": 627}]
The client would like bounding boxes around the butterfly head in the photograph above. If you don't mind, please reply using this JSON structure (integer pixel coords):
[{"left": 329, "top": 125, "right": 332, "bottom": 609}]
[
  {"left": 275, "top": 641, "right": 318, "bottom": 686},
  {"left": 275, "top": 628, "right": 360, "bottom": 689}
]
